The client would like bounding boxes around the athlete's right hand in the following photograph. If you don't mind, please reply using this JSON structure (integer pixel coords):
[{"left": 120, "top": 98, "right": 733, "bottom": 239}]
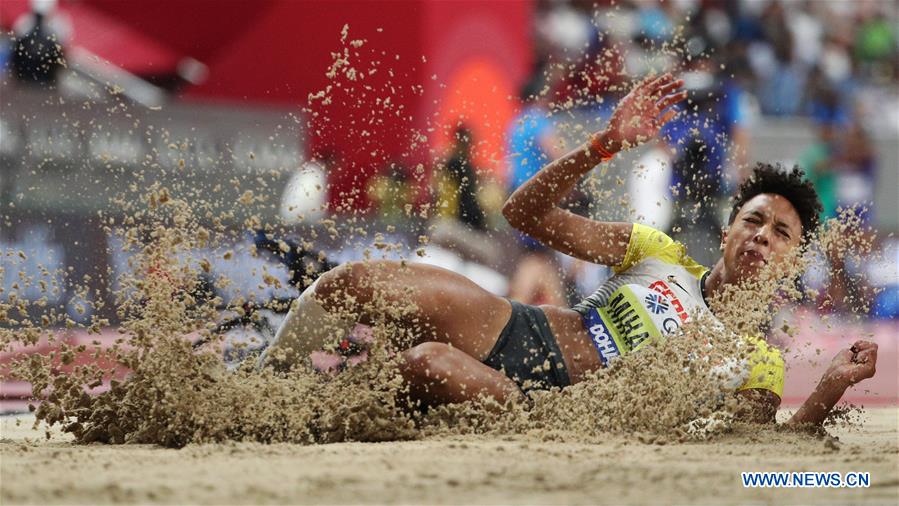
[{"left": 593, "top": 73, "right": 687, "bottom": 154}]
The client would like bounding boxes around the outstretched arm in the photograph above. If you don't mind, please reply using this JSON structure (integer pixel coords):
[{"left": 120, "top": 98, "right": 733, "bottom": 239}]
[
  {"left": 787, "top": 340, "right": 878, "bottom": 427},
  {"left": 501, "top": 73, "right": 687, "bottom": 265},
  {"left": 733, "top": 340, "right": 878, "bottom": 425}
]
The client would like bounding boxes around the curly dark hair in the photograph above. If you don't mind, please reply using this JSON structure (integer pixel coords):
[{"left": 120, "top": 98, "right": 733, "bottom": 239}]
[{"left": 727, "top": 163, "right": 823, "bottom": 242}]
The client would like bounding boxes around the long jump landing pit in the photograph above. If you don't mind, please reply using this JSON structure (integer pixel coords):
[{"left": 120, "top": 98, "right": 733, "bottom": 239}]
[{"left": 1, "top": 408, "right": 896, "bottom": 505}]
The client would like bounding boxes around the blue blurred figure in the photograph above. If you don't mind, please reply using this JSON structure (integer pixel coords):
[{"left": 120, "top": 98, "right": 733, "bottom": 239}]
[{"left": 506, "top": 76, "right": 562, "bottom": 193}]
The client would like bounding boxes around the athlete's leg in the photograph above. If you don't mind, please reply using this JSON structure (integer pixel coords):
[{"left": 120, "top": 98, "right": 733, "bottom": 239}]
[
  {"left": 260, "top": 260, "right": 511, "bottom": 370},
  {"left": 399, "top": 342, "right": 523, "bottom": 407},
  {"left": 316, "top": 260, "right": 511, "bottom": 356}
]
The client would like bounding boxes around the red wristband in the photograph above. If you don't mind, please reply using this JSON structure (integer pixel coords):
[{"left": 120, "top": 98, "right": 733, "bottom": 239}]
[{"left": 589, "top": 133, "right": 615, "bottom": 161}]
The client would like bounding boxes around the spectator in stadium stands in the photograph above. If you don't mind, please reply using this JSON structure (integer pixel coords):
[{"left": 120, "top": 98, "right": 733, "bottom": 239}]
[
  {"left": 837, "top": 115, "right": 877, "bottom": 221},
  {"left": 0, "top": 32, "right": 13, "bottom": 71},
  {"left": 800, "top": 106, "right": 842, "bottom": 222},
  {"left": 800, "top": 101, "right": 877, "bottom": 314},
  {"left": 366, "top": 161, "right": 420, "bottom": 227},
  {"left": 439, "top": 125, "right": 486, "bottom": 231},
  {"left": 507, "top": 73, "right": 563, "bottom": 192},
  {"left": 11, "top": 0, "right": 66, "bottom": 87},
  {"left": 854, "top": 7, "right": 897, "bottom": 81},
  {"left": 505, "top": 73, "right": 567, "bottom": 306},
  {"left": 661, "top": 62, "right": 749, "bottom": 266},
  {"left": 755, "top": 33, "right": 806, "bottom": 114},
  {"left": 428, "top": 124, "right": 499, "bottom": 267},
  {"left": 869, "top": 237, "right": 899, "bottom": 320},
  {"left": 801, "top": 100, "right": 875, "bottom": 226}
]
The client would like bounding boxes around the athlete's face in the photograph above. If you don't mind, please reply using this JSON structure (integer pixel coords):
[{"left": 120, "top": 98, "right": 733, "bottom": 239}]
[{"left": 721, "top": 194, "right": 803, "bottom": 284}]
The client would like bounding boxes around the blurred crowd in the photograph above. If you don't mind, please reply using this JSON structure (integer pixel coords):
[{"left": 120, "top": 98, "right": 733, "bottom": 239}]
[
  {"left": 523, "top": 0, "right": 897, "bottom": 318},
  {"left": 2, "top": 0, "right": 897, "bottom": 322},
  {"left": 535, "top": 0, "right": 897, "bottom": 121},
  {"left": 364, "top": 0, "right": 899, "bottom": 318}
]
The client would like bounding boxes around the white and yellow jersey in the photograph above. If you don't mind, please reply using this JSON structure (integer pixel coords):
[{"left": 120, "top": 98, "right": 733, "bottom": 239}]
[{"left": 574, "top": 224, "right": 785, "bottom": 398}]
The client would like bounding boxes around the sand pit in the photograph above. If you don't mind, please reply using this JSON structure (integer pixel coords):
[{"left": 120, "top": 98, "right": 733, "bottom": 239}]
[{"left": 1, "top": 407, "right": 896, "bottom": 505}]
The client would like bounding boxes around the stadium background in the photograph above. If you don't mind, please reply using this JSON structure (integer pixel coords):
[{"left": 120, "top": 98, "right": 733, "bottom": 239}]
[{"left": 1, "top": 0, "right": 897, "bottom": 411}]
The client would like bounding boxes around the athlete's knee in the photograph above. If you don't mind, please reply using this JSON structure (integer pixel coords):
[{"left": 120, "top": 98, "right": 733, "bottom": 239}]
[
  {"left": 316, "top": 260, "right": 399, "bottom": 303},
  {"left": 400, "top": 342, "right": 455, "bottom": 380},
  {"left": 316, "top": 261, "right": 364, "bottom": 301}
]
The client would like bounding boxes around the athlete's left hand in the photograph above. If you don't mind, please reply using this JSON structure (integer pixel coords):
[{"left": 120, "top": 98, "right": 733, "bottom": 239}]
[
  {"left": 824, "top": 340, "right": 878, "bottom": 389},
  {"left": 595, "top": 73, "right": 688, "bottom": 153}
]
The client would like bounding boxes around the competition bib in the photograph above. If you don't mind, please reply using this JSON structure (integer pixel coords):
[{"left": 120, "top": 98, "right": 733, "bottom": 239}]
[{"left": 583, "top": 283, "right": 686, "bottom": 366}]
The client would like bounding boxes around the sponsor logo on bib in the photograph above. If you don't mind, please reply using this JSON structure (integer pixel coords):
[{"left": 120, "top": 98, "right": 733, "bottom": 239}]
[
  {"left": 644, "top": 293, "right": 669, "bottom": 314},
  {"left": 584, "top": 311, "right": 620, "bottom": 366},
  {"left": 649, "top": 280, "right": 689, "bottom": 323}
]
